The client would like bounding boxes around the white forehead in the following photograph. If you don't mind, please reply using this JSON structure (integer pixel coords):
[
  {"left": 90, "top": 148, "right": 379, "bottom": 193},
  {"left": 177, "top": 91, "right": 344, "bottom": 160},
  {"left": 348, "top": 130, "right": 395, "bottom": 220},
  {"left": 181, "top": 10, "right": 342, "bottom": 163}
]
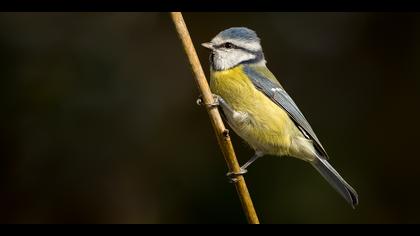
[
  {"left": 211, "top": 36, "right": 262, "bottom": 51},
  {"left": 210, "top": 27, "right": 262, "bottom": 51}
]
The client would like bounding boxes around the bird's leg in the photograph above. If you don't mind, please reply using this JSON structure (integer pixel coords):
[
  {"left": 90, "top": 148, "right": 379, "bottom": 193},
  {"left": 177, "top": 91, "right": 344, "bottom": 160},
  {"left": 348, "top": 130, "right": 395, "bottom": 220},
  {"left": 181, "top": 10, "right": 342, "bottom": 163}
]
[
  {"left": 241, "top": 151, "right": 263, "bottom": 170},
  {"left": 227, "top": 151, "right": 264, "bottom": 183},
  {"left": 197, "top": 94, "right": 234, "bottom": 112},
  {"left": 213, "top": 95, "right": 235, "bottom": 114},
  {"left": 197, "top": 94, "right": 249, "bottom": 125},
  {"left": 213, "top": 95, "right": 250, "bottom": 125}
]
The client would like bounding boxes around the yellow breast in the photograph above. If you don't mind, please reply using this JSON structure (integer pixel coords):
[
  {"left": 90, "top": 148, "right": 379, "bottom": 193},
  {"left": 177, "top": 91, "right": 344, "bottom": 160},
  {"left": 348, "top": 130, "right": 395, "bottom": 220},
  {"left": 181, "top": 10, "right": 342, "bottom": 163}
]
[{"left": 210, "top": 65, "right": 302, "bottom": 156}]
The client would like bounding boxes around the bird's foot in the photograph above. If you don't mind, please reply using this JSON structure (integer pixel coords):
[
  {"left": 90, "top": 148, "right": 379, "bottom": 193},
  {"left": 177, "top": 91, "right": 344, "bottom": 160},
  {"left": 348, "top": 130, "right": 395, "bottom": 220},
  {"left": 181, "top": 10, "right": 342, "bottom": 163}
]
[
  {"left": 196, "top": 94, "right": 220, "bottom": 108},
  {"left": 226, "top": 168, "right": 248, "bottom": 183}
]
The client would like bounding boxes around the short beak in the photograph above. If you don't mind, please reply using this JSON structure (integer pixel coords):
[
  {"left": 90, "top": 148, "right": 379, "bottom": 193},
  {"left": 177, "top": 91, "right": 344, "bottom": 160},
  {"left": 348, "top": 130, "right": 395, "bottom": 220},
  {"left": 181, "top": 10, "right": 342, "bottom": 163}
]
[{"left": 201, "top": 42, "right": 214, "bottom": 50}]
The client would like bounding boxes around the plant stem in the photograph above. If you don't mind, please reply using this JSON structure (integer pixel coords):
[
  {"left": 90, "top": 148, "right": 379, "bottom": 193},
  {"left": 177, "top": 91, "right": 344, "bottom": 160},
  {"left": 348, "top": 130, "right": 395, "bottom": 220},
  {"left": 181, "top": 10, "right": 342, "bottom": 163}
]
[{"left": 170, "top": 12, "right": 260, "bottom": 224}]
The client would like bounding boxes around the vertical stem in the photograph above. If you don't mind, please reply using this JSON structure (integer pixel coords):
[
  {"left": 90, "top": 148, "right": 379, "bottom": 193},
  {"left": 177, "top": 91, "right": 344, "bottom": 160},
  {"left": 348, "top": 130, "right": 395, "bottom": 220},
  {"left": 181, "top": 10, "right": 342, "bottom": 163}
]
[{"left": 170, "top": 12, "right": 260, "bottom": 224}]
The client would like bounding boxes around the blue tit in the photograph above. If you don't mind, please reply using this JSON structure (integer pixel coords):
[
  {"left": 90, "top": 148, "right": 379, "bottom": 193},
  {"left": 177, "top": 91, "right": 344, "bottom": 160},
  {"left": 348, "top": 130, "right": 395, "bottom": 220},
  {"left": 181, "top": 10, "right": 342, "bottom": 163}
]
[{"left": 201, "top": 27, "right": 358, "bottom": 208}]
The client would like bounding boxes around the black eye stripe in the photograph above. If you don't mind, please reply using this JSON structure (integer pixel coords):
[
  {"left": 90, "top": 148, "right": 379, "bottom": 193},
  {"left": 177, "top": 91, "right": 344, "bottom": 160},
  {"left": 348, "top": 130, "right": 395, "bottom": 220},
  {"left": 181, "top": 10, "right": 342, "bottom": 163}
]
[
  {"left": 215, "top": 43, "right": 260, "bottom": 55},
  {"left": 215, "top": 42, "right": 238, "bottom": 49}
]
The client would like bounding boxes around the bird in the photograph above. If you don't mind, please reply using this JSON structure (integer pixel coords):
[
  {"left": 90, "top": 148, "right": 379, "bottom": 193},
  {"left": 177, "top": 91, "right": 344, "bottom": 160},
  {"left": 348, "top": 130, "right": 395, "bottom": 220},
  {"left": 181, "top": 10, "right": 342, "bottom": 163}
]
[{"left": 201, "top": 27, "right": 358, "bottom": 208}]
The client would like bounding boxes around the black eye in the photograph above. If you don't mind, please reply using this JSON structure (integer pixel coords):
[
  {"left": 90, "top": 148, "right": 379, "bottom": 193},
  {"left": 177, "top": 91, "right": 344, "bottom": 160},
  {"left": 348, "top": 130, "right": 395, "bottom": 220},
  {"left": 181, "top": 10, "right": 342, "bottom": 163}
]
[{"left": 224, "top": 42, "right": 234, "bottom": 49}]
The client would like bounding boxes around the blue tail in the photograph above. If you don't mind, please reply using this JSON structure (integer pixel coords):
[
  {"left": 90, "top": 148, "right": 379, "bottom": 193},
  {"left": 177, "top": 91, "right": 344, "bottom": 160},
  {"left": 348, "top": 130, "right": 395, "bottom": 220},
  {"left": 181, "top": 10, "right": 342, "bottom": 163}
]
[{"left": 311, "top": 158, "right": 359, "bottom": 208}]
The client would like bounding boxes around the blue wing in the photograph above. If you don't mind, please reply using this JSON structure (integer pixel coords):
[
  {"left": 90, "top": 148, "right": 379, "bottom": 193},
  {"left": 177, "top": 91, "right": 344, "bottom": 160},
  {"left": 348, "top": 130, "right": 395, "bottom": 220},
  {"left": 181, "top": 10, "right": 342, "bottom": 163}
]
[{"left": 243, "top": 64, "right": 329, "bottom": 159}]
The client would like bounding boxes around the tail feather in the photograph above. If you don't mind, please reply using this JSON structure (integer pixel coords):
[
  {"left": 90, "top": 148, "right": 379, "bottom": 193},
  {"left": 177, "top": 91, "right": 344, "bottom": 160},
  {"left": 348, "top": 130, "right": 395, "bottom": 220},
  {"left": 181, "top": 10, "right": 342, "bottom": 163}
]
[{"left": 311, "top": 158, "right": 359, "bottom": 208}]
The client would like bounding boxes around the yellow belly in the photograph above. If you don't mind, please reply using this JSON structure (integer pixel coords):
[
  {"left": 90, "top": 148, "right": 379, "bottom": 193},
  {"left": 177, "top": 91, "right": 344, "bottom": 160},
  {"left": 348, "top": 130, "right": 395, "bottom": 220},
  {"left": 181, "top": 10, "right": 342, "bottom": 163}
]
[{"left": 210, "top": 65, "right": 303, "bottom": 156}]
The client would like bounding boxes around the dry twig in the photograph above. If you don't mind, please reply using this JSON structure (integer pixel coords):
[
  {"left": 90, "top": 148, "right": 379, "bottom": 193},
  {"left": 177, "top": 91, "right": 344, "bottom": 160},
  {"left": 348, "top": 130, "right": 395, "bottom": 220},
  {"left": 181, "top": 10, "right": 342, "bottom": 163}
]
[{"left": 170, "top": 12, "right": 260, "bottom": 224}]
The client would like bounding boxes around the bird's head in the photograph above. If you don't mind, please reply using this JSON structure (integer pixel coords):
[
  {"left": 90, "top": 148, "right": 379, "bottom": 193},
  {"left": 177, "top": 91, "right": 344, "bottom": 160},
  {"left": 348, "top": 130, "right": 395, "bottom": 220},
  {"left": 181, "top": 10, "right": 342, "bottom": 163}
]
[{"left": 202, "top": 27, "right": 266, "bottom": 71}]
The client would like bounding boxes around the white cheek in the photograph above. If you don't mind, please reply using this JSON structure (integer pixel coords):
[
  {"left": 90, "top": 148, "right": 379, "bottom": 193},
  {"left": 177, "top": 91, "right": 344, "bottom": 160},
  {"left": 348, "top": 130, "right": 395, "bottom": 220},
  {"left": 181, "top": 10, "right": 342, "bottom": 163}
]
[{"left": 213, "top": 50, "right": 256, "bottom": 70}]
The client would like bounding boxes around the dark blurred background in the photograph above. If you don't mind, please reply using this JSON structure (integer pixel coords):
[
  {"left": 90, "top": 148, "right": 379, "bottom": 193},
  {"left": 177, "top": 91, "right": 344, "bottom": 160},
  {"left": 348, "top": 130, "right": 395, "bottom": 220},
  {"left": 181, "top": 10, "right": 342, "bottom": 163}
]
[{"left": 0, "top": 12, "right": 419, "bottom": 224}]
